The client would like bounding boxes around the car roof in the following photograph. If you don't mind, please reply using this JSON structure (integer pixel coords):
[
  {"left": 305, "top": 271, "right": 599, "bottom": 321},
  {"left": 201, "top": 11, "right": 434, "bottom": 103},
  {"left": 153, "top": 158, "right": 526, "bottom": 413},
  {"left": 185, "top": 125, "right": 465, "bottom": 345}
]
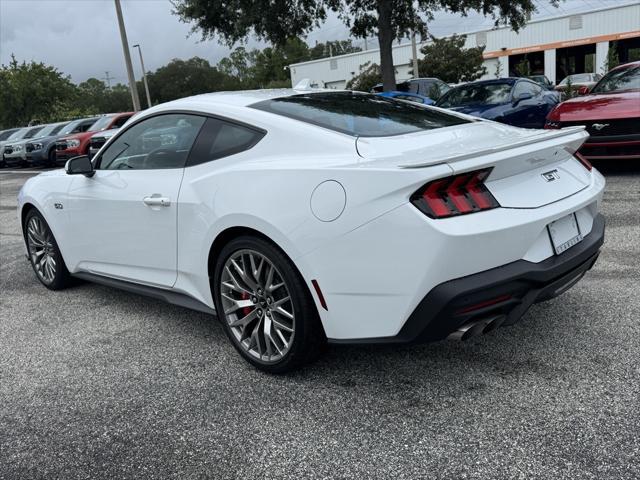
[
  {"left": 161, "top": 88, "right": 338, "bottom": 109},
  {"left": 611, "top": 60, "right": 640, "bottom": 71},
  {"left": 453, "top": 78, "right": 519, "bottom": 87}
]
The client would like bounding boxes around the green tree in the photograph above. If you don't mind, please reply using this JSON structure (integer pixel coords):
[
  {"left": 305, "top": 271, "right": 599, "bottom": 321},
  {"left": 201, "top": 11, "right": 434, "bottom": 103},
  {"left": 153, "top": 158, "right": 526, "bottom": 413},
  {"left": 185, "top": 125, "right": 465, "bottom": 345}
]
[
  {"left": 345, "top": 62, "right": 382, "bottom": 92},
  {"left": 309, "top": 40, "right": 362, "bottom": 60},
  {"left": 0, "top": 55, "right": 77, "bottom": 128},
  {"left": 145, "top": 57, "right": 236, "bottom": 103},
  {"left": 172, "top": 0, "right": 554, "bottom": 92},
  {"left": 413, "top": 34, "right": 486, "bottom": 84}
]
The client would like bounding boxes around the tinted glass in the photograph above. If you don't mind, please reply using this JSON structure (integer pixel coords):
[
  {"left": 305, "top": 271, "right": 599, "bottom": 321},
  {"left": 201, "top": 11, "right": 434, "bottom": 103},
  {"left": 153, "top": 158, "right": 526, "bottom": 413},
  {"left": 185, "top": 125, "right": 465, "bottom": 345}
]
[
  {"left": 50, "top": 123, "right": 67, "bottom": 135},
  {"left": 188, "top": 118, "right": 264, "bottom": 166},
  {"left": 591, "top": 65, "right": 640, "bottom": 93},
  {"left": 98, "top": 114, "right": 206, "bottom": 170},
  {"left": 113, "top": 114, "right": 132, "bottom": 128},
  {"left": 252, "top": 92, "right": 469, "bottom": 137},
  {"left": 437, "top": 83, "right": 513, "bottom": 107}
]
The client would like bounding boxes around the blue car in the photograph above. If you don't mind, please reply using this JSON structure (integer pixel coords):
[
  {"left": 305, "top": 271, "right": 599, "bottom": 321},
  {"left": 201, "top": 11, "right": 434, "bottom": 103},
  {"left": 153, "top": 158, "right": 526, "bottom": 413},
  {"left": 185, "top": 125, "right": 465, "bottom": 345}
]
[
  {"left": 435, "top": 78, "right": 560, "bottom": 129},
  {"left": 377, "top": 91, "right": 435, "bottom": 105}
]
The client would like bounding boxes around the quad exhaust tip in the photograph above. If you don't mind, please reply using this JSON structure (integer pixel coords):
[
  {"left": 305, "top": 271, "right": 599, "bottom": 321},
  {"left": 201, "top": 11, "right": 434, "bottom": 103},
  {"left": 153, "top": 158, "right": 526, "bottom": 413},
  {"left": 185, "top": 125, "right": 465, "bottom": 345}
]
[{"left": 448, "top": 315, "right": 507, "bottom": 341}]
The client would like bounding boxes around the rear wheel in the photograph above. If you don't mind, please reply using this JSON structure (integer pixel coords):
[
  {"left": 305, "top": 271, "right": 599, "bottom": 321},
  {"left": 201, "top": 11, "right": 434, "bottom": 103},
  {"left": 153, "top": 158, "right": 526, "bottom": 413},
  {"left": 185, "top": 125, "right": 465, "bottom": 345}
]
[
  {"left": 212, "top": 236, "right": 325, "bottom": 373},
  {"left": 24, "top": 209, "right": 71, "bottom": 290}
]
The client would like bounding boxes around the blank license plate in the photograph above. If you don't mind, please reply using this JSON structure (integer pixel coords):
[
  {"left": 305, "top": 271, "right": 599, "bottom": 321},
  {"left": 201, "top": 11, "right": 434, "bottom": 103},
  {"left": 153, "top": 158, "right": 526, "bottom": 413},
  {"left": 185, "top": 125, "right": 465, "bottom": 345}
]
[{"left": 548, "top": 213, "right": 583, "bottom": 255}]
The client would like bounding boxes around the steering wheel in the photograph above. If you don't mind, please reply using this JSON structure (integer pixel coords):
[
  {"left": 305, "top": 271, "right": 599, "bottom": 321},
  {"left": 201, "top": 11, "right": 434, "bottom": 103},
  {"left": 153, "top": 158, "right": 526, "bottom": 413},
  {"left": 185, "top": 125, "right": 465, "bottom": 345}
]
[{"left": 144, "top": 147, "right": 175, "bottom": 168}]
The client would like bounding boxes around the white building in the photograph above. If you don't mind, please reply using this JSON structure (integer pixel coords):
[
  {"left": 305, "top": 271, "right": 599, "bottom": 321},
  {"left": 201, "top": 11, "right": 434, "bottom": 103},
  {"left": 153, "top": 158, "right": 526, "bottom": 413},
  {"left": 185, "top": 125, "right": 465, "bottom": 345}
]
[{"left": 289, "top": 2, "right": 640, "bottom": 88}]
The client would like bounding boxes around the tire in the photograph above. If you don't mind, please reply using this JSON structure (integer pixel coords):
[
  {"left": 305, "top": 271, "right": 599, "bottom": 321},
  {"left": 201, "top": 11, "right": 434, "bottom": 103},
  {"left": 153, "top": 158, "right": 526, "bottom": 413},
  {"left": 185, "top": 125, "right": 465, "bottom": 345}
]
[
  {"left": 46, "top": 148, "right": 56, "bottom": 168},
  {"left": 212, "top": 235, "right": 326, "bottom": 373},
  {"left": 24, "top": 209, "right": 72, "bottom": 290}
]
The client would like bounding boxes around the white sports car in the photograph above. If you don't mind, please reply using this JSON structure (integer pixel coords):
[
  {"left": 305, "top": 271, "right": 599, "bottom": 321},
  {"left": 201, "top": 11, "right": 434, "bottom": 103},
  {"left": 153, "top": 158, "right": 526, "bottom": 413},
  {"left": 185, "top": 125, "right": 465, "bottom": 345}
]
[{"left": 18, "top": 89, "right": 605, "bottom": 372}]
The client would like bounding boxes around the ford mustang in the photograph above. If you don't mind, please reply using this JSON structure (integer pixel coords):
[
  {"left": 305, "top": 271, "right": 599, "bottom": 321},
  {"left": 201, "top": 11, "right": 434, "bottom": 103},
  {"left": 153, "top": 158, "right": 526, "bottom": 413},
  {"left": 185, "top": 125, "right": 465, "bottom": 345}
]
[
  {"left": 545, "top": 61, "right": 640, "bottom": 161},
  {"left": 18, "top": 89, "right": 605, "bottom": 372}
]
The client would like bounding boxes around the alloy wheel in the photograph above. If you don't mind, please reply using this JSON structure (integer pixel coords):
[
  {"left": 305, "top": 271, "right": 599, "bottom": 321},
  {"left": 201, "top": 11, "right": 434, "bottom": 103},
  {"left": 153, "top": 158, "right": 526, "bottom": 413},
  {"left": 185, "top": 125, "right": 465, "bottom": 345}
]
[
  {"left": 26, "top": 215, "right": 57, "bottom": 284},
  {"left": 220, "top": 249, "right": 295, "bottom": 363}
]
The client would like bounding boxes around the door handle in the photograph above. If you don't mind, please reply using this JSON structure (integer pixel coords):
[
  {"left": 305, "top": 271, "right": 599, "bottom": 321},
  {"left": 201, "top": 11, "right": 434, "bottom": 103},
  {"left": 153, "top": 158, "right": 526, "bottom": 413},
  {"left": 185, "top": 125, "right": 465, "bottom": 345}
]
[{"left": 143, "top": 195, "right": 171, "bottom": 207}]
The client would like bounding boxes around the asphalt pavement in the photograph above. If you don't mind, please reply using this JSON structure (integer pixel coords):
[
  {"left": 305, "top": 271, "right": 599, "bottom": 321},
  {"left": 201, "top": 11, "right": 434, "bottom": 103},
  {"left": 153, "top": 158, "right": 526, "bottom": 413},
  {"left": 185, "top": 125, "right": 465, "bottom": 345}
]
[{"left": 0, "top": 165, "right": 638, "bottom": 479}]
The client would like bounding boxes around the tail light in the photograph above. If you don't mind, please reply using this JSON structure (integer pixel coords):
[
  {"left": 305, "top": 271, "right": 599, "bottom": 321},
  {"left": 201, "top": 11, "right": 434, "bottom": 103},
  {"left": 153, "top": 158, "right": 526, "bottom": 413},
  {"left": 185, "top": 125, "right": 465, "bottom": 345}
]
[
  {"left": 574, "top": 151, "right": 592, "bottom": 171},
  {"left": 411, "top": 168, "right": 499, "bottom": 219}
]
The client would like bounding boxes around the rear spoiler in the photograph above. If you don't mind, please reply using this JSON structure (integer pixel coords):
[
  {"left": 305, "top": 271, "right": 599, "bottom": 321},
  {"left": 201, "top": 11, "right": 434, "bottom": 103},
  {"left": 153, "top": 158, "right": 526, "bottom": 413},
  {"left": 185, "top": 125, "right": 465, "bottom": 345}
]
[{"left": 398, "top": 126, "right": 588, "bottom": 169}]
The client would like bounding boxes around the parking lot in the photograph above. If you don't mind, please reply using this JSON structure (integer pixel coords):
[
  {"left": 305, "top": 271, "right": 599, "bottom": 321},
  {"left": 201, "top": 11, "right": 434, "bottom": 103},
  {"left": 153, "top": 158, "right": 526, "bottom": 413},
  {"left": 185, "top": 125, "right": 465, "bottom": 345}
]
[{"left": 0, "top": 165, "right": 638, "bottom": 479}]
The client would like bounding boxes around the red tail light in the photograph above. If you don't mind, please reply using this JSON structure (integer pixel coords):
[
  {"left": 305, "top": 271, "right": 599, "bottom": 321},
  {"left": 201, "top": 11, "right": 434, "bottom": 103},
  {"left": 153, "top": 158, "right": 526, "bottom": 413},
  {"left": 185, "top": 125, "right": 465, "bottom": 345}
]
[
  {"left": 574, "top": 151, "right": 593, "bottom": 171},
  {"left": 411, "top": 168, "right": 499, "bottom": 219}
]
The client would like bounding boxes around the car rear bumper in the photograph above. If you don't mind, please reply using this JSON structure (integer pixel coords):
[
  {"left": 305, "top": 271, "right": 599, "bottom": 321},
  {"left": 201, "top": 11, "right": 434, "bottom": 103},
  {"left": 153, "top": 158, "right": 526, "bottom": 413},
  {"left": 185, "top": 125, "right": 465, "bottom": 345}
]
[{"left": 330, "top": 213, "right": 605, "bottom": 344}]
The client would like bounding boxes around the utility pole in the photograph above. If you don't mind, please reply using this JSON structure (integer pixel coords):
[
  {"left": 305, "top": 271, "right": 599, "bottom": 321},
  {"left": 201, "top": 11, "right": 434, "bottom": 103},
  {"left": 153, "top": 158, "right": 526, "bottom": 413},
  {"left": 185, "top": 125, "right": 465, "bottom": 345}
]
[
  {"left": 102, "top": 71, "right": 115, "bottom": 88},
  {"left": 411, "top": 31, "right": 420, "bottom": 78},
  {"left": 133, "top": 44, "right": 152, "bottom": 108},
  {"left": 364, "top": 36, "right": 368, "bottom": 51},
  {"left": 114, "top": 0, "right": 140, "bottom": 111}
]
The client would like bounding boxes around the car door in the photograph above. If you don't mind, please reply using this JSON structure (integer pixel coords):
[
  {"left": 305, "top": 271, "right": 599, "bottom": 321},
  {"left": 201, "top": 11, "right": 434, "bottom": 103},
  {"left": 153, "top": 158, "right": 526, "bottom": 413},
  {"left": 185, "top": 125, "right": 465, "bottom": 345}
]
[
  {"left": 64, "top": 113, "right": 206, "bottom": 287},
  {"left": 504, "top": 81, "right": 543, "bottom": 128}
]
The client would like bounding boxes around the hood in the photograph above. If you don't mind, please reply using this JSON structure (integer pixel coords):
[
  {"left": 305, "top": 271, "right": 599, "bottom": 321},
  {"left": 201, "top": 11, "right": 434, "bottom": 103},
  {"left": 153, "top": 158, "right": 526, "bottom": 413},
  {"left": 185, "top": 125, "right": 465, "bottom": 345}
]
[
  {"left": 59, "top": 131, "right": 93, "bottom": 142},
  {"left": 447, "top": 103, "right": 505, "bottom": 119},
  {"left": 549, "top": 90, "right": 640, "bottom": 121}
]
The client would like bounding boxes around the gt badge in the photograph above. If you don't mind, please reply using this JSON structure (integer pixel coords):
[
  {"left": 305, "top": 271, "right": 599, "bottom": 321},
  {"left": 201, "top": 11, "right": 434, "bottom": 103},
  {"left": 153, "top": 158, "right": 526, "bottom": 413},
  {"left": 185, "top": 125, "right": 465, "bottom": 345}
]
[{"left": 542, "top": 170, "right": 560, "bottom": 182}]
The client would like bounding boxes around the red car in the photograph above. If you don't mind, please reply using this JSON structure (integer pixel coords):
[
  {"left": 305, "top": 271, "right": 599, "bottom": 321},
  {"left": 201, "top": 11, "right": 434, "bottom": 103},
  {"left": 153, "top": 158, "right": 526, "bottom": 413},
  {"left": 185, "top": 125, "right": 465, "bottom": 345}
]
[
  {"left": 545, "top": 61, "right": 640, "bottom": 161},
  {"left": 55, "top": 112, "right": 134, "bottom": 163}
]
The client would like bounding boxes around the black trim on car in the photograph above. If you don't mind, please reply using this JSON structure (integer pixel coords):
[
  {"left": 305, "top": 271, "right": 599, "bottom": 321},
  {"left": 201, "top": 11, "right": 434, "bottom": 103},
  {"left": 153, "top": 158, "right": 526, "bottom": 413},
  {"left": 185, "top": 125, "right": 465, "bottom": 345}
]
[
  {"left": 329, "top": 214, "right": 605, "bottom": 345},
  {"left": 72, "top": 272, "right": 216, "bottom": 315}
]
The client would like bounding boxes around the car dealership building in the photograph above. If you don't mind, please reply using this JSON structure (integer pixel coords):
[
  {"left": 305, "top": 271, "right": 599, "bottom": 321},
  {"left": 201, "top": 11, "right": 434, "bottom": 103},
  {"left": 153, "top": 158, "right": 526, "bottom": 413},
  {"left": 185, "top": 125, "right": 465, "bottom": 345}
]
[{"left": 289, "top": 2, "right": 640, "bottom": 88}]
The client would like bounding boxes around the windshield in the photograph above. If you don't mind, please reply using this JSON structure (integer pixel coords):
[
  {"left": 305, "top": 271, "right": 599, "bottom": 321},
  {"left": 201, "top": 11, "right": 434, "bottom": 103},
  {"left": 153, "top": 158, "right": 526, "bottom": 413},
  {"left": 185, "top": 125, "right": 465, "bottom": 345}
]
[
  {"left": 89, "top": 115, "right": 115, "bottom": 131},
  {"left": 60, "top": 120, "right": 82, "bottom": 135},
  {"left": 7, "top": 128, "right": 30, "bottom": 140},
  {"left": 33, "top": 123, "right": 66, "bottom": 138},
  {"left": 251, "top": 92, "right": 469, "bottom": 137},
  {"left": 23, "top": 126, "right": 44, "bottom": 139},
  {"left": 591, "top": 65, "right": 640, "bottom": 93},
  {"left": 560, "top": 74, "right": 593, "bottom": 85},
  {"left": 436, "top": 83, "right": 512, "bottom": 108},
  {"left": 0, "top": 129, "right": 19, "bottom": 141}
]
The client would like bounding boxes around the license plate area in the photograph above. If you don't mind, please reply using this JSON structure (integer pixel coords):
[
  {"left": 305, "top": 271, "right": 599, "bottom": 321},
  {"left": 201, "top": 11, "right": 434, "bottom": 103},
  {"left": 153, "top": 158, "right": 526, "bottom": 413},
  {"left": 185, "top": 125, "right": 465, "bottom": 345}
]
[{"left": 548, "top": 213, "right": 583, "bottom": 255}]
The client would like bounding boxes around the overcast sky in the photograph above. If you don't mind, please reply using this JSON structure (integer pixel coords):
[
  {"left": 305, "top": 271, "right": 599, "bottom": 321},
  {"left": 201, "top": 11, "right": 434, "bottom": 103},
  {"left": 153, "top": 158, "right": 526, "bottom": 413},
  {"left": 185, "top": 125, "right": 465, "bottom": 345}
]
[{"left": 0, "top": 0, "right": 632, "bottom": 84}]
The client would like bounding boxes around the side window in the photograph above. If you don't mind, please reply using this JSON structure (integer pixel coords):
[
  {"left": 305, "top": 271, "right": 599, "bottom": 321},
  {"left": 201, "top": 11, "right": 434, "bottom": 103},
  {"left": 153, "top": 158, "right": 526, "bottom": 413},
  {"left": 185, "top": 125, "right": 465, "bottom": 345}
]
[
  {"left": 512, "top": 81, "right": 536, "bottom": 98},
  {"left": 187, "top": 117, "right": 264, "bottom": 167},
  {"left": 98, "top": 114, "right": 206, "bottom": 170},
  {"left": 113, "top": 115, "right": 131, "bottom": 128}
]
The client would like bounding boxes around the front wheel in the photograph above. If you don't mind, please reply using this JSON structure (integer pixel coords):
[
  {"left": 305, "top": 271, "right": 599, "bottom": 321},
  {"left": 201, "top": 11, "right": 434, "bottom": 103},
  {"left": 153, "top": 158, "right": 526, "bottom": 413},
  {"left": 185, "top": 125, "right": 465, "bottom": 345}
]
[
  {"left": 212, "top": 236, "right": 326, "bottom": 373},
  {"left": 24, "top": 209, "right": 71, "bottom": 290}
]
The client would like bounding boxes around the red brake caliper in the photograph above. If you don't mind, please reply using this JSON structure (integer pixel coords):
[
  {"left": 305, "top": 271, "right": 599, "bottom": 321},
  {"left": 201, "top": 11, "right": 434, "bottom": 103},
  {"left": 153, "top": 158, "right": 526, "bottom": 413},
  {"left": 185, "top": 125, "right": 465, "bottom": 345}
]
[{"left": 241, "top": 291, "right": 252, "bottom": 316}]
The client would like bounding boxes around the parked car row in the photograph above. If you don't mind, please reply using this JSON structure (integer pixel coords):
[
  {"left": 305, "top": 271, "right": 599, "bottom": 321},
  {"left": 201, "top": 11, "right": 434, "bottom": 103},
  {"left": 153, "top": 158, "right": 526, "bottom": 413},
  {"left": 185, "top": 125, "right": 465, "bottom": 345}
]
[
  {"left": 377, "top": 61, "right": 638, "bottom": 161},
  {"left": 0, "top": 112, "right": 134, "bottom": 169}
]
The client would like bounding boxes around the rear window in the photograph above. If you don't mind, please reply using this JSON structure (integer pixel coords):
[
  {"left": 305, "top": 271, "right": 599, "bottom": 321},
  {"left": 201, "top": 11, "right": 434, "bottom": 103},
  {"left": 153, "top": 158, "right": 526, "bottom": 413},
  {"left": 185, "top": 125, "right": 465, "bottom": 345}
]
[{"left": 251, "top": 92, "right": 469, "bottom": 137}]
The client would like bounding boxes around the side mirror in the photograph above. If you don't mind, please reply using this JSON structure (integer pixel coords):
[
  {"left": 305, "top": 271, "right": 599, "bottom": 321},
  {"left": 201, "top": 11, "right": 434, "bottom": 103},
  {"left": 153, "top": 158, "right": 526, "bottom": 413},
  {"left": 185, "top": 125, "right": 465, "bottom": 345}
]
[
  {"left": 513, "top": 92, "right": 533, "bottom": 105},
  {"left": 577, "top": 85, "right": 590, "bottom": 95},
  {"left": 65, "top": 155, "right": 94, "bottom": 177}
]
